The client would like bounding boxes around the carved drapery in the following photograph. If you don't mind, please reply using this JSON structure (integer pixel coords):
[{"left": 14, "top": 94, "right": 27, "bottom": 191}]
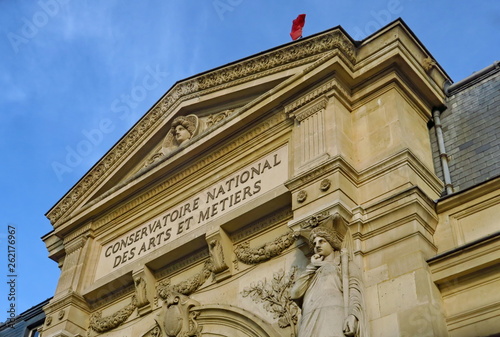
[
  {"left": 234, "top": 232, "right": 296, "bottom": 265},
  {"left": 290, "top": 214, "right": 369, "bottom": 337}
]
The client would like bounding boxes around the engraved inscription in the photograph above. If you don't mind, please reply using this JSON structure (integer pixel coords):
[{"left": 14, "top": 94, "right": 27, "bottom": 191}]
[{"left": 95, "top": 146, "right": 288, "bottom": 279}]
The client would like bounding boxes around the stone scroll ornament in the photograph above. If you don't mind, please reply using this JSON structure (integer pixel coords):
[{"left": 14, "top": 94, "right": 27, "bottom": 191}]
[
  {"left": 290, "top": 214, "right": 368, "bottom": 337},
  {"left": 208, "top": 239, "right": 229, "bottom": 274},
  {"left": 134, "top": 276, "right": 149, "bottom": 308},
  {"left": 234, "top": 231, "right": 296, "bottom": 265}
]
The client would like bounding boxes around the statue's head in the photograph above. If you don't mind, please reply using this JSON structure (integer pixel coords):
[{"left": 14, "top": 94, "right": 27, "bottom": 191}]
[
  {"left": 171, "top": 116, "right": 196, "bottom": 145},
  {"left": 309, "top": 226, "right": 342, "bottom": 251},
  {"left": 312, "top": 235, "right": 334, "bottom": 257}
]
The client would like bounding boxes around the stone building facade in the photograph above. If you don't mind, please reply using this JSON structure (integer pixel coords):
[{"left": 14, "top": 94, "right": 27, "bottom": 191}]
[{"left": 39, "top": 19, "right": 499, "bottom": 337}]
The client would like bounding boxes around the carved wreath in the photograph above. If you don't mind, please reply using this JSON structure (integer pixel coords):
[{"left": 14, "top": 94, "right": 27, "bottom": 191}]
[{"left": 234, "top": 232, "right": 296, "bottom": 265}]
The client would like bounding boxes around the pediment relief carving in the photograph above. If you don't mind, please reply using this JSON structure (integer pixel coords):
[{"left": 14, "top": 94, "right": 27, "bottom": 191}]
[
  {"left": 47, "top": 29, "right": 356, "bottom": 226},
  {"left": 142, "top": 109, "right": 234, "bottom": 170}
]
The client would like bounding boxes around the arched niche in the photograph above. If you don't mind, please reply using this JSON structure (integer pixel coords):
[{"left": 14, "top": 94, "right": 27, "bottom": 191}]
[{"left": 192, "top": 304, "right": 282, "bottom": 337}]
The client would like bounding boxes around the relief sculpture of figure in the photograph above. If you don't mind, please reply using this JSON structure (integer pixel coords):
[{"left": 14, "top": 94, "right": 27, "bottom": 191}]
[
  {"left": 144, "top": 115, "right": 204, "bottom": 168},
  {"left": 161, "top": 115, "right": 204, "bottom": 156},
  {"left": 291, "top": 215, "right": 367, "bottom": 337}
]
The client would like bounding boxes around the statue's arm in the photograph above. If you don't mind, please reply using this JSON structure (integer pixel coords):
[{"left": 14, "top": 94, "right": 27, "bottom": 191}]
[{"left": 290, "top": 264, "right": 316, "bottom": 300}]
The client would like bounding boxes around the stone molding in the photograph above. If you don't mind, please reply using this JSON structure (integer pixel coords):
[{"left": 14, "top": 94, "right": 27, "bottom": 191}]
[
  {"left": 88, "top": 284, "right": 135, "bottom": 310},
  {"left": 230, "top": 207, "right": 293, "bottom": 242},
  {"left": 428, "top": 232, "right": 500, "bottom": 285},
  {"left": 436, "top": 177, "right": 500, "bottom": 213},
  {"left": 155, "top": 249, "right": 209, "bottom": 280},
  {"left": 43, "top": 291, "right": 90, "bottom": 318},
  {"left": 191, "top": 304, "right": 283, "bottom": 337},
  {"left": 285, "top": 154, "right": 357, "bottom": 191},
  {"left": 64, "top": 236, "right": 88, "bottom": 255},
  {"left": 285, "top": 78, "right": 350, "bottom": 118},
  {"left": 63, "top": 223, "right": 93, "bottom": 244},
  {"left": 285, "top": 148, "right": 442, "bottom": 195},
  {"left": 293, "top": 98, "right": 328, "bottom": 123},
  {"left": 47, "top": 29, "right": 356, "bottom": 226},
  {"left": 354, "top": 186, "right": 439, "bottom": 257}
]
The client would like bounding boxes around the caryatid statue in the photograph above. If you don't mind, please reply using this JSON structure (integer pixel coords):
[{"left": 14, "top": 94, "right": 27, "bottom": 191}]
[{"left": 291, "top": 215, "right": 368, "bottom": 337}]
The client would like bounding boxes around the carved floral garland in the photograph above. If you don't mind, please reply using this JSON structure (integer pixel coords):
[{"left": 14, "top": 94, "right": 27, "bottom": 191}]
[
  {"left": 234, "top": 232, "right": 296, "bottom": 265},
  {"left": 88, "top": 297, "right": 137, "bottom": 334},
  {"left": 87, "top": 231, "right": 298, "bottom": 335},
  {"left": 157, "top": 260, "right": 213, "bottom": 298}
]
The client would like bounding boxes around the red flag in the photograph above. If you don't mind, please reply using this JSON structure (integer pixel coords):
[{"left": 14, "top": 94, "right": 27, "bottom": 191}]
[{"left": 290, "top": 14, "right": 306, "bottom": 40}]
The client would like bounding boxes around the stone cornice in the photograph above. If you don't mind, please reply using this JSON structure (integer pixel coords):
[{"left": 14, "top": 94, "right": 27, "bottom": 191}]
[
  {"left": 285, "top": 148, "right": 443, "bottom": 197},
  {"left": 63, "top": 223, "right": 93, "bottom": 245},
  {"left": 428, "top": 231, "right": 500, "bottom": 284},
  {"left": 285, "top": 155, "right": 358, "bottom": 191},
  {"left": 43, "top": 291, "right": 90, "bottom": 315},
  {"left": 293, "top": 97, "right": 328, "bottom": 122},
  {"left": 64, "top": 236, "right": 87, "bottom": 255},
  {"left": 436, "top": 176, "right": 500, "bottom": 213},
  {"left": 155, "top": 248, "right": 209, "bottom": 280},
  {"left": 230, "top": 207, "right": 292, "bottom": 242},
  {"left": 46, "top": 29, "right": 356, "bottom": 226},
  {"left": 285, "top": 77, "right": 351, "bottom": 118}
]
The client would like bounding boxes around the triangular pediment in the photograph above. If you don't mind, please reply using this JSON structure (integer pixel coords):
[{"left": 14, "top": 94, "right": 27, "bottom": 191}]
[{"left": 46, "top": 26, "right": 358, "bottom": 231}]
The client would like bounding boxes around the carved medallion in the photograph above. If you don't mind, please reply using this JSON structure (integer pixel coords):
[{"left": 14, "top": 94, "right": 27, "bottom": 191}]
[
  {"left": 297, "top": 190, "right": 307, "bottom": 203},
  {"left": 320, "top": 178, "right": 331, "bottom": 191}
]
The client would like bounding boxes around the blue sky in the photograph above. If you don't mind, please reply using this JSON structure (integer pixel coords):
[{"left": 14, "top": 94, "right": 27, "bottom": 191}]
[{"left": 0, "top": 0, "right": 498, "bottom": 319}]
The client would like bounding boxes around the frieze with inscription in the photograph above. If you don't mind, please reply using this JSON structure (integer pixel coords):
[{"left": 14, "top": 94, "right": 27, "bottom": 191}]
[{"left": 95, "top": 146, "right": 288, "bottom": 279}]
